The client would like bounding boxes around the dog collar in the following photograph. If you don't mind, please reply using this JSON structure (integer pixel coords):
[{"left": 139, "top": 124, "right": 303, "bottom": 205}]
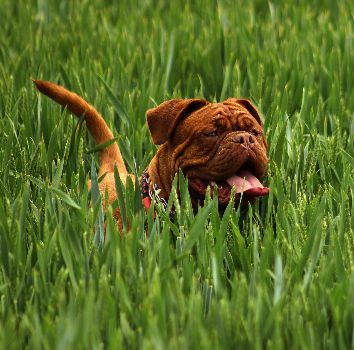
[
  {"left": 140, "top": 169, "right": 168, "bottom": 210},
  {"left": 140, "top": 170, "right": 175, "bottom": 220}
]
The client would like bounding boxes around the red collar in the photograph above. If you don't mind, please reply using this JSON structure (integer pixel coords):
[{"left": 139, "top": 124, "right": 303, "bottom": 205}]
[
  {"left": 140, "top": 170, "right": 168, "bottom": 210},
  {"left": 140, "top": 170, "right": 175, "bottom": 220},
  {"left": 141, "top": 170, "right": 152, "bottom": 211}
]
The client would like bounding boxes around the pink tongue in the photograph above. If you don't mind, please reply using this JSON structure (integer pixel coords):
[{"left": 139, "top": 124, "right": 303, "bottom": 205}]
[{"left": 226, "top": 169, "right": 265, "bottom": 194}]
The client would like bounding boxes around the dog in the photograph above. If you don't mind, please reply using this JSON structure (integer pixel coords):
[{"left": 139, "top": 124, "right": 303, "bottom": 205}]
[{"left": 33, "top": 80, "right": 268, "bottom": 229}]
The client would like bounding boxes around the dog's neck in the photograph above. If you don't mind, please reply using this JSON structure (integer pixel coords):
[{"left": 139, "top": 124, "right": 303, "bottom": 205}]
[
  {"left": 146, "top": 145, "right": 201, "bottom": 213},
  {"left": 147, "top": 144, "right": 174, "bottom": 199}
]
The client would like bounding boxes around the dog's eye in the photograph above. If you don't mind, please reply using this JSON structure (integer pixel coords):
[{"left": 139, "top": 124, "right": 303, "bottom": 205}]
[
  {"left": 251, "top": 128, "right": 262, "bottom": 136},
  {"left": 204, "top": 130, "right": 218, "bottom": 137},
  {"left": 204, "top": 130, "right": 217, "bottom": 137}
]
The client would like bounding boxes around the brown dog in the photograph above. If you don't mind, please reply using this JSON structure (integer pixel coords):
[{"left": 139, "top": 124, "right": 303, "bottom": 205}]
[{"left": 33, "top": 80, "right": 268, "bottom": 228}]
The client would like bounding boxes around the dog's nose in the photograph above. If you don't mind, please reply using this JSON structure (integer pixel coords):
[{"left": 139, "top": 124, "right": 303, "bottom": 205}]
[{"left": 233, "top": 133, "right": 255, "bottom": 145}]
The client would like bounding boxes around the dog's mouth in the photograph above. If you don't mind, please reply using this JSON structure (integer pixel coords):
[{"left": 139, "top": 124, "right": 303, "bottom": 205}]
[{"left": 187, "top": 164, "right": 269, "bottom": 206}]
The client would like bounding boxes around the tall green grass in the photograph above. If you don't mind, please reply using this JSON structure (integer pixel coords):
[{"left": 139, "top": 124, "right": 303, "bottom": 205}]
[{"left": 0, "top": 0, "right": 353, "bottom": 348}]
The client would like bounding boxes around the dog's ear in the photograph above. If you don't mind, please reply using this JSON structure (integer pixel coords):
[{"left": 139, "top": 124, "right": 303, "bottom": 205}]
[
  {"left": 146, "top": 98, "right": 208, "bottom": 145},
  {"left": 224, "top": 98, "right": 263, "bottom": 126}
]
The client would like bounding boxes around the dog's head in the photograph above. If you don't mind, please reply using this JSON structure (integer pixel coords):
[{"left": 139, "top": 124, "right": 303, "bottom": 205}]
[{"left": 146, "top": 97, "right": 268, "bottom": 207}]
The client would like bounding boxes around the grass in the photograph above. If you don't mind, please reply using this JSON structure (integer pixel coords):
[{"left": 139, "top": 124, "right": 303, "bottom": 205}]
[{"left": 0, "top": 0, "right": 353, "bottom": 348}]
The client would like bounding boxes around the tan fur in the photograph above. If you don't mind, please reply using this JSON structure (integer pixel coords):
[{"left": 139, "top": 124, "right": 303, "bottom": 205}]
[
  {"left": 33, "top": 80, "right": 127, "bottom": 176},
  {"left": 33, "top": 80, "right": 132, "bottom": 230},
  {"left": 34, "top": 80, "right": 268, "bottom": 229}
]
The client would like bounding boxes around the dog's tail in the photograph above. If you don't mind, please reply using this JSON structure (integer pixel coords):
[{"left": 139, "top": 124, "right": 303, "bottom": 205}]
[{"left": 33, "top": 79, "right": 127, "bottom": 175}]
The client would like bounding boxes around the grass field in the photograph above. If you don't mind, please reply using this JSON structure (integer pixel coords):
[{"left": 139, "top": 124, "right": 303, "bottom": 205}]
[{"left": 0, "top": 0, "right": 353, "bottom": 348}]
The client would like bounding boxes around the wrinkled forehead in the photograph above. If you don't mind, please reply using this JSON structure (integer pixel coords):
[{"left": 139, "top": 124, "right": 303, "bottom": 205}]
[{"left": 184, "top": 101, "right": 256, "bottom": 127}]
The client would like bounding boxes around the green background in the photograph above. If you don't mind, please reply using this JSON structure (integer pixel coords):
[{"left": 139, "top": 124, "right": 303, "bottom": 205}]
[{"left": 0, "top": 1, "right": 353, "bottom": 348}]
